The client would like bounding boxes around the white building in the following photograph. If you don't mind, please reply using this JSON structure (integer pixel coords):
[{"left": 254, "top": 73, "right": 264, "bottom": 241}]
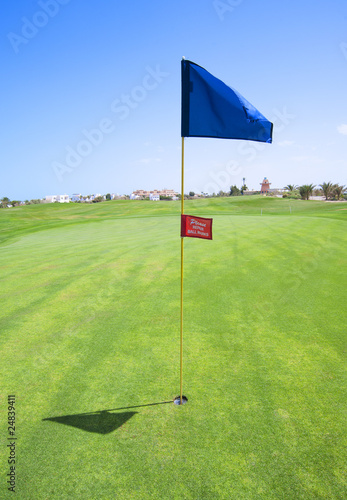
[
  {"left": 89, "top": 194, "right": 102, "bottom": 201},
  {"left": 130, "top": 193, "right": 141, "bottom": 200},
  {"left": 45, "top": 195, "right": 70, "bottom": 203},
  {"left": 70, "top": 194, "right": 82, "bottom": 202}
]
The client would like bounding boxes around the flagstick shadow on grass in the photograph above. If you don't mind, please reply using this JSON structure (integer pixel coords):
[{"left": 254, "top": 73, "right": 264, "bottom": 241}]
[{"left": 42, "top": 400, "right": 172, "bottom": 435}]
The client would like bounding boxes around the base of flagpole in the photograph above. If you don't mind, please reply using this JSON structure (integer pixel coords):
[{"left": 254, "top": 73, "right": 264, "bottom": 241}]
[{"left": 174, "top": 395, "right": 188, "bottom": 405}]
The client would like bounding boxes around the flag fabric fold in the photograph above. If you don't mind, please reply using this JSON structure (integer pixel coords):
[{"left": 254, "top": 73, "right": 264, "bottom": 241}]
[{"left": 181, "top": 59, "right": 273, "bottom": 143}]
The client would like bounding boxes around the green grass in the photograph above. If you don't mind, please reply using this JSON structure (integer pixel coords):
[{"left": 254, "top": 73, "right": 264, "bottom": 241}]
[{"left": 1, "top": 197, "right": 346, "bottom": 499}]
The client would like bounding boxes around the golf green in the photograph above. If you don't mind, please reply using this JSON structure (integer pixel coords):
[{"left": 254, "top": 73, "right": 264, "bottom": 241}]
[{"left": 1, "top": 198, "right": 346, "bottom": 499}]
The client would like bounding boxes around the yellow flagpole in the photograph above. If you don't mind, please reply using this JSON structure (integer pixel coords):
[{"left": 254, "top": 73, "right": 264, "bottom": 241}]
[{"left": 180, "top": 136, "right": 185, "bottom": 405}]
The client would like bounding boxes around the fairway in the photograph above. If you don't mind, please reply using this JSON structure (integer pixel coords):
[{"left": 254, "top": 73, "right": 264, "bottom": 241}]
[{"left": 1, "top": 198, "right": 346, "bottom": 499}]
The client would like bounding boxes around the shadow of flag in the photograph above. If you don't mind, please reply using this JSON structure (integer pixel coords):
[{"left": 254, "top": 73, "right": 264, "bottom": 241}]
[{"left": 43, "top": 410, "right": 137, "bottom": 434}]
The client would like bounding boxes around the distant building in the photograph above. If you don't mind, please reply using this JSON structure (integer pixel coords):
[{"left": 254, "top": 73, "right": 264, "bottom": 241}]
[
  {"left": 70, "top": 194, "right": 82, "bottom": 202},
  {"left": 45, "top": 195, "right": 70, "bottom": 203},
  {"left": 89, "top": 194, "right": 102, "bottom": 201},
  {"left": 160, "top": 189, "right": 178, "bottom": 198},
  {"left": 130, "top": 189, "right": 179, "bottom": 200},
  {"left": 260, "top": 177, "right": 271, "bottom": 194},
  {"left": 243, "top": 190, "right": 259, "bottom": 195}
]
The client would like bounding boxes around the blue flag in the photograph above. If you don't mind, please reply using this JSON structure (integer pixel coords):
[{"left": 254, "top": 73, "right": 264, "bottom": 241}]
[{"left": 181, "top": 59, "right": 273, "bottom": 143}]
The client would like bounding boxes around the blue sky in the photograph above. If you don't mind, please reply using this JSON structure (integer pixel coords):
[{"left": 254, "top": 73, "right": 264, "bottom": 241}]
[{"left": 1, "top": 0, "right": 347, "bottom": 200}]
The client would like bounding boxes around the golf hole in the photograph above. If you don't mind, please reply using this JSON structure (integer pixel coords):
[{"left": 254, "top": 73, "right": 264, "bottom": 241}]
[{"left": 174, "top": 395, "right": 188, "bottom": 405}]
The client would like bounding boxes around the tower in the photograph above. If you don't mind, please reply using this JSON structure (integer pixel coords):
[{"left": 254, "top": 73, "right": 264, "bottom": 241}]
[{"left": 260, "top": 177, "right": 271, "bottom": 194}]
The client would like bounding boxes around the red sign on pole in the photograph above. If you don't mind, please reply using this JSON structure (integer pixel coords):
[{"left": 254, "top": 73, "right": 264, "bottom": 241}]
[{"left": 181, "top": 214, "right": 213, "bottom": 240}]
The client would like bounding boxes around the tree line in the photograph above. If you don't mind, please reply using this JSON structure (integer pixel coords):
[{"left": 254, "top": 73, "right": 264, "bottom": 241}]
[
  {"left": 224, "top": 182, "right": 346, "bottom": 200},
  {"left": 283, "top": 183, "right": 346, "bottom": 201},
  {"left": 1, "top": 182, "right": 346, "bottom": 208},
  {"left": 0, "top": 197, "right": 43, "bottom": 208}
]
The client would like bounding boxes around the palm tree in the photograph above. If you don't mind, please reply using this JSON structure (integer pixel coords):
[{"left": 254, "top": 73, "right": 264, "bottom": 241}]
[
  {"left": 284, "top": 184, "right": 298, "bottom": 191},
  {"left": 332, "top": 184, "right": 346, "bottom": 201},
  {"left": 299, "top": 184, "right": 315, "bottom": 200},
  {"left": 320, "top": 182, "right": 333, "bottom": 200}
]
